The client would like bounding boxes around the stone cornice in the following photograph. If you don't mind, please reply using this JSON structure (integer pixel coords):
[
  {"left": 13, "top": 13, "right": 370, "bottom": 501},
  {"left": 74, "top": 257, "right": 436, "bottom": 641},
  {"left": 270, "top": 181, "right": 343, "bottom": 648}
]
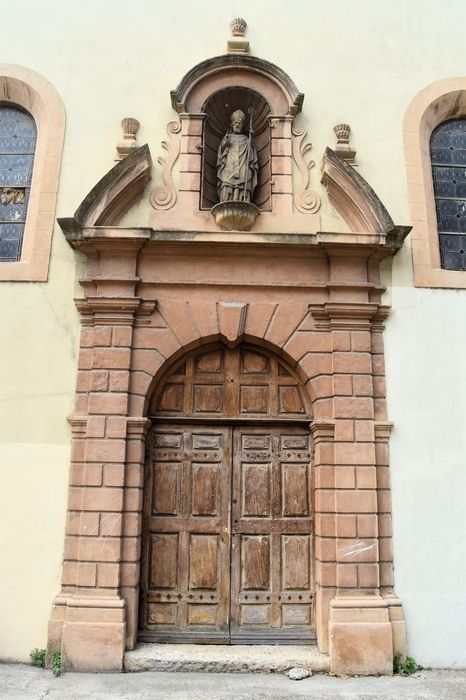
[
  {"left": 320, "top": 149, "right": 411, "bottom": 260},
  {"left": 309, "top": 302, "right": 390, "bottom": 330},
  {"left": 321, "top": 147, "right": 395, "bottom": 235},
  {"left": 170, "top": 53, "right": 304, "bottom": 115},
  {"left": 75, "top": 296, "right": 157, "bottom": 326},
  {"left": 62, "top": 227, "right": 407, "bottom": 260},
  {"left": 58, "top": 145, "right": 152, "bottom": 231}
]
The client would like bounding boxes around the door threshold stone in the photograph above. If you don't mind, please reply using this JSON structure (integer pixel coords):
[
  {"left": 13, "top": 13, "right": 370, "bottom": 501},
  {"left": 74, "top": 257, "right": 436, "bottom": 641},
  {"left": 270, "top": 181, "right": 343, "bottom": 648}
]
[{"left": 124, "top": 643, "right": 330, "bottom": 674}]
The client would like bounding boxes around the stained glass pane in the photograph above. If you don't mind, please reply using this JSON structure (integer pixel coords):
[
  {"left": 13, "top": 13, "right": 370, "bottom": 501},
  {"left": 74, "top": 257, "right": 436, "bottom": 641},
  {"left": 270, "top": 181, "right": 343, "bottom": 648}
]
[
  {"left": 430, "top": 119, "right": 466, "bottom": 271},
  {"left": 0, "top": 106, "right": 36, "bottom": 261}
]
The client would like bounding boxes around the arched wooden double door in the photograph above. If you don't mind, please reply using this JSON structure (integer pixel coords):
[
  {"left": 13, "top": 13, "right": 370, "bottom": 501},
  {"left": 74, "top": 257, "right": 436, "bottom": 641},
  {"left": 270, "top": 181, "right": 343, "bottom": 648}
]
[{"left": 140, "top": 345, "right": 315, "bottom": 644}]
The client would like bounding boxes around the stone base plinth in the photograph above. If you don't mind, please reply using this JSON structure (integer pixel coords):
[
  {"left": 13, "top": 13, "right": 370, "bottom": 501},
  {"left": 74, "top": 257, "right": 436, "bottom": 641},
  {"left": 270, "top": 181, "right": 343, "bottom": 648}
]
[
  {"left": 124, "top": 643, "right": 330, "bottom": 674},
  {"left": 329, "top": 597, "right": 393, "bottom": 676},
  {"left": 48, "top": 595, "right": 126, "bottom": 672},
  {"left": 385, "top": 595, "right": 407, "bottom": 657}
]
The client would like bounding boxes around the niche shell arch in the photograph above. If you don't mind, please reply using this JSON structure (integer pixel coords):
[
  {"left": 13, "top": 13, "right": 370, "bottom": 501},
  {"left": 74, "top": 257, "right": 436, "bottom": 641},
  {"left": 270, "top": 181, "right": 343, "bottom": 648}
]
[{"left": 140, "top": 344, "right": 315, "bottom": 644}]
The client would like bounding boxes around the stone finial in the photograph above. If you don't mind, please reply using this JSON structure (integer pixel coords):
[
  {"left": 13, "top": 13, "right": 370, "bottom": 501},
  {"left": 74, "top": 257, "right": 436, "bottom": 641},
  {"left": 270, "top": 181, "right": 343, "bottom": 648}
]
[
  {"left": 334, "top": 123, "right": 351, "bottom": 144},
  {"left": 122, "top": 117, "right": 140, "bottom": 138},
  {"left": 227, "top": 17, "right": 249, "bottom": 53},
  {"left": 333, "top": 123, "right": 357, "bottom": 165},
  {"left": 230, "top": 17, "right": 247, "bottom": 36},
  {"left": 116, "top": 117, "right": 140, "bottom": 161}
]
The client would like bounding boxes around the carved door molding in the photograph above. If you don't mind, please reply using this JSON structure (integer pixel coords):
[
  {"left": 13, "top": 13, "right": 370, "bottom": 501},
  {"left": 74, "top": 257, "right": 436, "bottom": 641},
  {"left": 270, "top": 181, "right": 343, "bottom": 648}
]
[
  {"left": 149, "top": 345, "right": 311, "bottom": 420},
  {"left": 230, "top": 425, "right": 314, "bottom": 643},
  {"left": 140, "top": 424, "right": 232, "bottom": 642},
  {"left": 140, "top": 422, "right": 314, "bottom": 644}
]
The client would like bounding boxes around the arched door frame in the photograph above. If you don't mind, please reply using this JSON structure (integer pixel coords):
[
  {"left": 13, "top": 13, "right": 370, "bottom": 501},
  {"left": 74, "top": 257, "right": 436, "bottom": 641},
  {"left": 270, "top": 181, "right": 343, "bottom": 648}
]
[
  {"left": 140, "top": 342, "right": 315, "bottom": 644},
  {"left": 52, "top": 130, "right": 409, "bottom": 670}
]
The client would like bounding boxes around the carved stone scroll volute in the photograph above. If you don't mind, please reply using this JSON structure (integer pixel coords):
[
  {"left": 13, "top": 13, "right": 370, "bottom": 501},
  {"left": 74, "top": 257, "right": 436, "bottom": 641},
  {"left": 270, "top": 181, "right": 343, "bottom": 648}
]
[
  {"left": 292, "top": 126, "right": 321, "bottom": 214},
  {"left": 150, "top": 121, "right": 182, "bottom": 210}
]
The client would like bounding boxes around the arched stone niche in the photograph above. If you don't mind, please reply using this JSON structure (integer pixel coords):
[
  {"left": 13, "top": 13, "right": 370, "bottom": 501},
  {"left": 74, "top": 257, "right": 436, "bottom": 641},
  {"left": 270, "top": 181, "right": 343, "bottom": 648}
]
[
  {"left": 150, "top": 54, "right": 321, "bottom": 232},
  {"left": 201, "top": 87, "right": 272, "bottom": 210}
]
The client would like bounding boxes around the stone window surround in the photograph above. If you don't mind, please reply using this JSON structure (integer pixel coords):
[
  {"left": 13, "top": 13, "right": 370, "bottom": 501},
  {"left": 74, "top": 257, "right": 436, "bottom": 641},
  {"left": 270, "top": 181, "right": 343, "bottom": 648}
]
[
  {"left": 0, "top": 65, "right": 65, "bottom": 281},
  {"left": 404, "top": 77, "right": 466, "bottom": 288}
]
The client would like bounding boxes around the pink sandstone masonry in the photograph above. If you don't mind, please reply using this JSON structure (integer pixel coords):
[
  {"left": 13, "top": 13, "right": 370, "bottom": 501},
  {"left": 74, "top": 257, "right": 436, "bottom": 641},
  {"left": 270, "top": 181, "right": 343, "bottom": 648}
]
[
  {"left": 48, "top": 228, "right": 406, "bottom": 674},
  {"left": 49, "top": 51, "right": 408, "bottom": 675}
]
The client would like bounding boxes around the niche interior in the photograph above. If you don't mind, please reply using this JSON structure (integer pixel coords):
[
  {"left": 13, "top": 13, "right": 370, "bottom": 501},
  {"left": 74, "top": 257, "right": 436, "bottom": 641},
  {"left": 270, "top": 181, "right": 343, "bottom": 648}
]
[{"left": 200, "top": 87, "right": 272, "bottom": 210}]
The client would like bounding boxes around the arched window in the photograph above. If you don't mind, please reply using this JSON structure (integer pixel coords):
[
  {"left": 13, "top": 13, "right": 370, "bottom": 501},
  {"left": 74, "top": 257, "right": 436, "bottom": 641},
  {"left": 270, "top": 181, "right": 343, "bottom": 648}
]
[
  {"left": 0, "top": 106, "right": 37, "bottom": 261},
  {"left": 403, "top": 79, "right": 466, "bottom": 288},
  {"left": 430, "top": 119, "right": 466, "bottom": 271},
  {"left": 0, "top": 65, "right": 65, "bottom": 282}
]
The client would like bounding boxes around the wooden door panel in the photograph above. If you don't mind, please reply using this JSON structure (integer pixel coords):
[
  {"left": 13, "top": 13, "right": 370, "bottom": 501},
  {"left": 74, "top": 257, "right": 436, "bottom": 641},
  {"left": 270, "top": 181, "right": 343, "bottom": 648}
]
[
  {"left": 158, "top": 383, "right": 184, "bottom": 412},
  {"left": 240, "top": 385, "right": 269, "bottom": 413},
  {"left": 141, "top": 425, "right": 231, "bottom": 642},
  {"left": 152, "top": 463, "right": 180, "bottom": 516},
  {"left": 189, "top": 534, "right": 219, "bottom": 589},
  {"left": 241, "top": 350, "right": 270, "bottom": 374},
  {"left": 241, "top": 535, "right": 271, "bottom": 589},
  {"left": 191, "top": 464, "right": 220, "bottom": 516},
  {"left": 149, "top": 533, "right": 178, "bottom": 589},
  {"left": 282, "top": 535, "right": 311, "bottom": 589},
  {"left": 282, "top": 464, "right": 309, "bottom": 516},
  {"left": 231, "top": 425, "right": 314, "bottom": 644},
  {"left": 278, "top": 385, "right": 306, "bottom": 414},
  {"left": 242, "top": 463, "right": 271, "bottom": 517},
  {"left": 282, "top": 604, "right": 312, "bottom": 626},
  {"left": 193, "top": 384, "right": 224, "bottom": 413},
  {"left": 151, "top": 346, "right": 309, "bottom": 419}
]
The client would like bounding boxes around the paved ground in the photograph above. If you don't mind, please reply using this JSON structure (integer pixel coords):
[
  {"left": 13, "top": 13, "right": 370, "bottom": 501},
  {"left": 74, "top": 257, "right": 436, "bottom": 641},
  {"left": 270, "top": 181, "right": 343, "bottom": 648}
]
[{"left": 1, "top": 663, "right": 466, "bottom": 699}]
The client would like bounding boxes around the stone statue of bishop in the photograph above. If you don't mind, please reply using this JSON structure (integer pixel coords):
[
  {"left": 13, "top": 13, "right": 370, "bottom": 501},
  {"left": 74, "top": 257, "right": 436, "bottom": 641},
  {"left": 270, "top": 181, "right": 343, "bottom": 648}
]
[{"left": 217, "top": 109, "right": 258, "bottom": 203}]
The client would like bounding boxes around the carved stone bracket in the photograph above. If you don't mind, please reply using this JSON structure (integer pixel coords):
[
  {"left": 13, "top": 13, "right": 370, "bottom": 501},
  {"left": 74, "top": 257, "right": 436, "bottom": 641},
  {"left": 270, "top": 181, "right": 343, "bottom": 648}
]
[
  {"left": 150, "top": 121, "right": 182, "bottom": 210},
  {"left": 217, "top": 301, "right": 248, "bottom": 347},
  {"left": 67, "top": 415, "right": 87, "bottom": 437},
  {"left": 292, "top": 126, "right": 321, "bottom": 214},
  {"left": 310, "top": 420, "right": 335, "bottom": 443},
  {"left": 374, "top": 421, "right": 394, "bottom": 443},
  {"left": 126, "top": 417, "right": 151, "bottom": 440}
]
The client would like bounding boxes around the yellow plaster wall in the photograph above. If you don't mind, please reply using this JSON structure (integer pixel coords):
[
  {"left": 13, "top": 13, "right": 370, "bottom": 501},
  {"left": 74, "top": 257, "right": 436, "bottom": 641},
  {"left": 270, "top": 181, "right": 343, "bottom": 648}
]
[
  {"left": 0, "top": 445, "right": 70, "bottom": 660},
  {"left": 0, "top": 0, "right": 465, "bottom": 665},
  {"left": 0, "top": 231, "right": 80, "bottom": 660}
]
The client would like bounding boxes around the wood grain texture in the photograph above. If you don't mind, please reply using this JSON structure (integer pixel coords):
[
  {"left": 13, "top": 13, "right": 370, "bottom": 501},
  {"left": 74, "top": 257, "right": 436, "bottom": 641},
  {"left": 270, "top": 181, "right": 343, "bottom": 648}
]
[
  {"left": 141, "top": 425, "right": 231, "bottom": 642},
  {"left": 141, "top": 347, "right": 314, "bottom": 644},
  {"left": 152, "top": 346, "right": 308, "bottom": 419},
  {"left": 230, "top": 426, "right": 314, "bottom": 643}
]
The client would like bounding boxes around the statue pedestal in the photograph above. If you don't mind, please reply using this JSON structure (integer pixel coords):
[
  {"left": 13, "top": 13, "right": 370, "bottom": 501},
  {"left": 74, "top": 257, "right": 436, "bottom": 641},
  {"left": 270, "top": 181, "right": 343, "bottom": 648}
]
[{"left": 211, "top": 201, "right": 260, "bottom": 231}]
